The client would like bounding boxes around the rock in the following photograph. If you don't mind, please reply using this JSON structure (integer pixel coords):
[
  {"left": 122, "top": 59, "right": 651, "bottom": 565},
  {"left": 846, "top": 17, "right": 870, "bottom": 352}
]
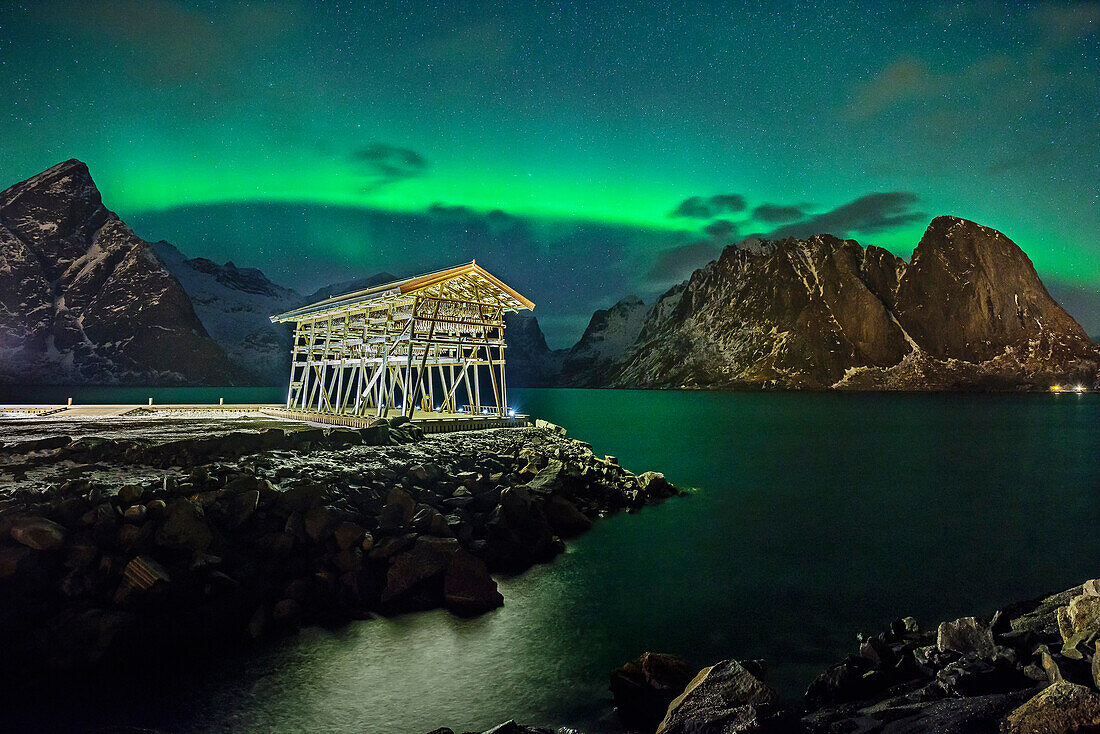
[
  {"left": 145, "top": 498, "right": 167, "bottom": 519},
  {"left": 658, "top": 659, "right": 777, "bottom": 734},
  {"left": 277, "top": 482, "right": 326, "bottom": 513},
  {"left": 117, "top": 483, "right": 143, "bottom": 505},
  {"left": 0, "top": 545, "right": 36, "bottom": 579},
  {"left": 805, "top": 655, "right": 878, "bottom": 707},
  {"left": 333, "top": 521, "right": 365, "bottom": 550},
  {"left": 443, "top": 548, "right": 503, "bottom": 615},
  {"left": 155, "top": 499, "right": 213, "bottom": 552},
  {"left": 840, "top": 691, "right": 1034, "bottom": 734},
  {"left": 10, "top": 517, "right": 67, "bottom": 550},
  {"left": 937, "top": 616, "right": 996, "bottom": 658},
  {"left": 525, "top": 459, "right": 564, "bottom": 496},
  {"left": 123, "top": 504, "right": 147, "bottom": 522},
  {"left": 1001, "top": 680, "right": 1100, "bottom": 733},
  {"left": 380, "top": 487, "right": 417, "bottom": 530},
  {"left": 30, "top": 608, "right": 135, "bottom": 669},
  {"left": 222, "top": 489, "right": 259, "bottom": 528},
  {"left": 610, "top": 652, "right": 694, "bottom": 731},
  {"left": 480, "top": 722, "right": 554, "bottom": 734},
  {"left": 303, "top": 505, "right": 336, "bottom": 542},
  {"left": 544, "top": 495, "right": 592, "bottom": 538},
  {"left": 382, "top": 536, "right": 460, "bottom": 605},
  {"left": 1067, "top": 594, "right": 1100, "bottom": 637},
  {"left": 114, "top": 555, "right": 171, "bottom": 605},
  {"left": 485, "top": 486, "right": 558, "bottom": 571},
  {"left": 534, "top": 418, "right": 566, "bottom": 435},
  {"left": 272, "top": 598, "right": 302, "bottom": 627},
  {"left": 638, "top": 471, "right": 676, "bottom": 500}
]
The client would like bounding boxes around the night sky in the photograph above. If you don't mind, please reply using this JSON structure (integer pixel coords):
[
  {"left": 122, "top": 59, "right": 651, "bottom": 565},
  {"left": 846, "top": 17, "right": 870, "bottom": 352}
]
[{"left": 1, "top": 2, "right": 1097, "bottom": 345}]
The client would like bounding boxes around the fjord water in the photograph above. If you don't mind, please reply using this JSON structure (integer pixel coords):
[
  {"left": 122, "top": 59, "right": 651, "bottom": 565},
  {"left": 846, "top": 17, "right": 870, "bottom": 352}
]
[{"left": 6, "top": 389, "right": 1100, "bottom": 733}]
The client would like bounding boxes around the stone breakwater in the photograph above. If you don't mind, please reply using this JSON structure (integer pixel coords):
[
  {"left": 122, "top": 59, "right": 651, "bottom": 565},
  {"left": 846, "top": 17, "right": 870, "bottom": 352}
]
[{"left": 0, "top": 419, "right": 679, "bottom": 675}]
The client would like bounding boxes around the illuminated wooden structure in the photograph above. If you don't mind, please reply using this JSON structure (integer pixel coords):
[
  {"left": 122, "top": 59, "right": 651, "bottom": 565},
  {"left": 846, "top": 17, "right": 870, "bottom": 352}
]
[{"left": 270, "top": 262, "right": 534, "bottom": 420}]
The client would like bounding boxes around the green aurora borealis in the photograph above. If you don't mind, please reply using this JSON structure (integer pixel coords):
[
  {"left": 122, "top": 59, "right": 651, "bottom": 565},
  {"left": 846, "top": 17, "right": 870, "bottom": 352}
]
[{"left": 1, "top": 1, "right": 1097, "bottom": 344}]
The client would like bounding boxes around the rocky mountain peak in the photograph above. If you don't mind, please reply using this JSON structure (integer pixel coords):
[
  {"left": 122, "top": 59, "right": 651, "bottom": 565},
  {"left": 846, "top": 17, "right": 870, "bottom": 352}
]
[
  {"left": 895, "top": 215, "right": 1090, "bottom": 363},
  {"left": 612, "top": 216, "right": 1098, "bottom": 390},
  {"left": 0, "top": 161, "right": 241, "bottom": 384}
]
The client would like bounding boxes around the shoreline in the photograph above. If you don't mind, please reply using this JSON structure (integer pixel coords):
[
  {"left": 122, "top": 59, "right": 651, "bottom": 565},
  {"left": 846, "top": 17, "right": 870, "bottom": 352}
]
[{"left": 425, "top": 578, "right": 1100, "bottom": 734}]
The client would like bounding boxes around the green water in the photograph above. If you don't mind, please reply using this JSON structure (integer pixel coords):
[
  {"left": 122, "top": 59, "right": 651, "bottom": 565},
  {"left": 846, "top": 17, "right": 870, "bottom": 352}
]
[{"left": 3, "top": 388, "right": 1099, "bottom": 733}]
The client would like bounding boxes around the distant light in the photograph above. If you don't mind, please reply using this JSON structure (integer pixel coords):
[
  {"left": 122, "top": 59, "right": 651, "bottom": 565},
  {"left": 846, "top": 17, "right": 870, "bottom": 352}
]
[
  {"left": 1051, "top": 385, "right": 1062, "bottom": 392},
  {"left": 1075, "top": 385, "right": 1085, "bottom": 393},
  {"left": 508, "top": 409, "right": 516, "bottom": 417}
]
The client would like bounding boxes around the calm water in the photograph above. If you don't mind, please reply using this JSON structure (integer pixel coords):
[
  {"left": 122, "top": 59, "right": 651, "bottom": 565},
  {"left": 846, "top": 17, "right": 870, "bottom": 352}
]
[{"left": 3, "top": 388, "right": 1099, "bottom": 733}]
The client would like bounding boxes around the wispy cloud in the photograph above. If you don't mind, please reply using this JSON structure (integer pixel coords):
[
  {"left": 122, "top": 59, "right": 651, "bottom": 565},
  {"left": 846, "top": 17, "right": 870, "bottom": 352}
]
[{"left": 351, "top": 143, "right": 429, "bottom": 192}]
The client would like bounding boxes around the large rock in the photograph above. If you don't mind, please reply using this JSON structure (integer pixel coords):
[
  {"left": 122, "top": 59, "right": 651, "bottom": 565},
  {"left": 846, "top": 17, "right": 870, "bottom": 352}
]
[
  {"left": 657, "top": 659, "right": 778, "bottom": 734},
  {"left": 484, "top": 486, "right": 559, "bottom": 571},
  {"left": 382, "top": 536, "right": 460, "bottom": 606},
  {"left": 937, "top": 616, "right": 996, "bottom": 658},
  {"left": 544, "top": 495, "right": 591, "bottom": 538},
  {"left": 155, "top": 499, "right": 213, "bottom": 552},
  {"left": 610, "top": 652, "right": 694, "bottom": 731},
  {"left": 443, "top": 548, "right": 504, "bottom": 615},
  {"left": 1001, "top": 681, "right": 1100, "bottom": 733},
  {"left": 9, "top": 517, "right": 67, "bottom": 550}
]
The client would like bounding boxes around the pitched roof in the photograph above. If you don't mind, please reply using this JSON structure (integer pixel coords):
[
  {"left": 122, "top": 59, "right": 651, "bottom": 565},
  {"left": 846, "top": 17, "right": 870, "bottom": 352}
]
[{"left": 270, "top": 261, "right": 534, "bottom": 323}]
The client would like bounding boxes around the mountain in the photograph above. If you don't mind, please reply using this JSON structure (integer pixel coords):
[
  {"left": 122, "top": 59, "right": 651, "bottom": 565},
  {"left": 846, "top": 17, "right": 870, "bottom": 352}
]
[
  {"left": 0, "top": 160, "right": 240, "bottom": 385},
  {"left": 560, "top": 295, "right": 648, "bottom": 386},
  {"left": 611, "top": 216, "right": 1099, "bottom": 390},
  {"left": 152, "top": 242, "right": 302, "bottom": 384},
  {"left": 503, "top": 311, "right": 565, "bottom": 387}
]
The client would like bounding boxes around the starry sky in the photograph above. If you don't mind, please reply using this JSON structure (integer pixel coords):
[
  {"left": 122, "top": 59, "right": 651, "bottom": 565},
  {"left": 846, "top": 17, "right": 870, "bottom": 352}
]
[{"left": 1, "top": 1, "right": 1097, "bottom": 346}]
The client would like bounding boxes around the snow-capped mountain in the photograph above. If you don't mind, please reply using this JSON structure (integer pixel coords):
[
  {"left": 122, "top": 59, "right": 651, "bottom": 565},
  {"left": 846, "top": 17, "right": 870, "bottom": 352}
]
[
  {"left": 0, "top": 160, "right": 240, "bottom": 385},
  {"left": 559, "top": 295, "right": 648, "bottom": 387},
  {"left": 152, "top": 242, "right": 301, "bottom": 384},
  {"left": 612, "top": 216, "right": 1099, "bottom": 390}
]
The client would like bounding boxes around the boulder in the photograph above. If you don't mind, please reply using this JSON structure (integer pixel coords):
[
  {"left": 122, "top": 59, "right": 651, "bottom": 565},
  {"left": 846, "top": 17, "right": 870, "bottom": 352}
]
[
  {"left": 277, "top": 482, "right": 326, "bottom": 513},
  {"left": 443, "top": 548, "right": 503, "bottom": 615},
  {"left": 1001, "top": 680, "right": 1100, "bottom": 733},
  {"left": 484, "top": 486, "right": 558, "bottom": 571},
  {"left": 333, "top": 521, "right": 365, "bottom": 550},
  {"left": 10, "top": 517, "right": 67, "bottom": 550},
  {"left": 304, "top": 505, "right": 337, "bottom": 542},
  {"left": 610, "top": 652, "right": 694, "bottom": 731},
  {"left": 30, "top": 608, "right": 135, "bottom": 669},
  {"left": 382, "top": 536, "right": 460, "bottom": 605},
  {"left": 222, "top": 489, "right": 259, "bottom": 528},
  {"left": 534, "top": 418, "right": 566, "bottom": 435},
  {"left": 525, "top": 459, "right": 565, "bottom": 496},
  {"left": 658, "top": 659, "right": 778, "bottom": 734},
  {"left": 544, "top": 495, "right": 592, "bottom": 538},
  {"left": 1067, "top": 594, "right": 1100, "bottom": 638},
  {"left": 937, "top": 616, "right": 996, "bottom": 659},
  {"left": 155, "top": 499, "right": 213, "bottom": 552}
]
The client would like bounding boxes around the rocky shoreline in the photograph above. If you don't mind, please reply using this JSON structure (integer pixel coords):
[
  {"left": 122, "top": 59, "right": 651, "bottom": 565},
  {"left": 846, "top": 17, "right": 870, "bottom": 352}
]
[
  {"left": 0, "top": 418, "right": 680, "bottom": 677},
  {"left": 430, "top": 580, "right": 1100, "bottom": 734}
]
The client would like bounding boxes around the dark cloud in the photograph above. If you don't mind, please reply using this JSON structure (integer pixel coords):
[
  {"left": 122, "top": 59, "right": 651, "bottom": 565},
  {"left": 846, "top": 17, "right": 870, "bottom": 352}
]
[
  {"left": 765, "top": 192, "right": 923, "bottom": 239},
  {"left": 646, "top": 241, "right": 720, "bottom": 284},
  {"left": 752, "top": 203, "right": 806, "bottom": 223},
  {"left": 670, "top": 194, "right": 746, "bottom": 219},
  {"left": 351, "top": 143, "right": 429, "bottom": 192},
  {"left": 703, "top": 219, "right": 738, "bottom": 242}
]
